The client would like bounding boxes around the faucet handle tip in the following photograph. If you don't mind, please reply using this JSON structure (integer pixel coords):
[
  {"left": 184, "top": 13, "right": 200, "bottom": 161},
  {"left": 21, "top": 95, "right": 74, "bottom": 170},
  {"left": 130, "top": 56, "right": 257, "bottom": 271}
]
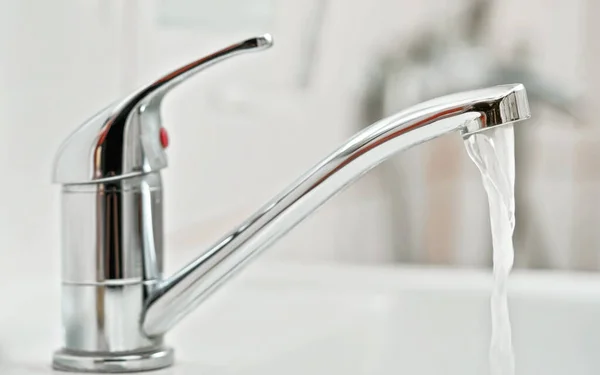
[{"left": 253, "top": 34, "right": 274, "bottom": 49}]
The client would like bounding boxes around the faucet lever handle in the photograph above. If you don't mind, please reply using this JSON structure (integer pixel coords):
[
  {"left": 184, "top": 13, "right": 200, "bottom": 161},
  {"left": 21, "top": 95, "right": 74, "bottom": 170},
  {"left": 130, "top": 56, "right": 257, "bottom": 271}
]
[
  {"left": 137, "top": 34, "right": 273, "bottom": 110},
  {"left": 52, "top": 34, "right": 273, "bottom": 185}
]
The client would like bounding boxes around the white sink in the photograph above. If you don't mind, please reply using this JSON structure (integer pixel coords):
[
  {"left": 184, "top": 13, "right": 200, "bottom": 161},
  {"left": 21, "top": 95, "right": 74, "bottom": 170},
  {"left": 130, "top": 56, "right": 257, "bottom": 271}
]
[{"left": 2, "top": 262, "right": 600, "bottom": 374}]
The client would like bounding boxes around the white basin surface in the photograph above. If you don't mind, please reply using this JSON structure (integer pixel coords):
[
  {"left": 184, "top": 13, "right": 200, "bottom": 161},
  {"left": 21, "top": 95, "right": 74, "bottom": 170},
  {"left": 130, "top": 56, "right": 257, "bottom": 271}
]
[{"left": 1, "top": 262, "right": 600, "bottom": 374}]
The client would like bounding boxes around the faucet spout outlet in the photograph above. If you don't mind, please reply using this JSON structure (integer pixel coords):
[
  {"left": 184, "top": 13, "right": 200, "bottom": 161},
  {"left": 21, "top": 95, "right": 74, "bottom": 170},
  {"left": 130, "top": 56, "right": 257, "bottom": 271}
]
[{"left": 51, "top": 31, "right": 530, "bottom": 373}]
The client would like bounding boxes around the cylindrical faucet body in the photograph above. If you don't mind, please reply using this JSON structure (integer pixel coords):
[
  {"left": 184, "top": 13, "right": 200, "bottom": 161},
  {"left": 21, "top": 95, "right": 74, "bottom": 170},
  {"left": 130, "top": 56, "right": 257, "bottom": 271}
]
[{"left": 55, "top": 173, "right": 170, "bottom": 371}]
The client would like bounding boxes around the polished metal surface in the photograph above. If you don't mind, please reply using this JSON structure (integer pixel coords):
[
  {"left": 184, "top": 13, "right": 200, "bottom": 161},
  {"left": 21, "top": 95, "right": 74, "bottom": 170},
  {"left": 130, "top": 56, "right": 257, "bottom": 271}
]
[
  {"left": 60, "top": 173, "right": 163, "bottom": 284},
  {"left": 52, "top": 31, "right": 530, "bottom": 371},
  {"left": 62, "top": 283, "right": 160, "bottom": 352},
  {"left": 142, "top": 83, "right": 530, "bottom": 337},
  {"left": 52, "top": 34, "right": 273, "bottom": 373},
  {"left": 53, "top": 347, "right": 174, "bottom": 373},
  {"left": 58, "top": 172, "right": 163, "bottom": 354},
  {"left": 53, "top": 34, "right": 273, "bottom": 185}
]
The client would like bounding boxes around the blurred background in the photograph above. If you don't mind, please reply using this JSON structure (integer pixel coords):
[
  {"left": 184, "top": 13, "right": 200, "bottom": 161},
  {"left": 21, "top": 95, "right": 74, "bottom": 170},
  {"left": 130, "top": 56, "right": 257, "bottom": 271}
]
[{"left": 0, "top": 0, "right": 596, "bottom": 277}]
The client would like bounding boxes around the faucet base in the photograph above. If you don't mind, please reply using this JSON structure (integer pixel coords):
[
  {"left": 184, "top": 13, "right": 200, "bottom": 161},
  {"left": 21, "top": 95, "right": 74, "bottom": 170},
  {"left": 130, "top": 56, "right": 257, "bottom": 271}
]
[{"left": 52, "top": 347, "right": 174, "bottom": 373}]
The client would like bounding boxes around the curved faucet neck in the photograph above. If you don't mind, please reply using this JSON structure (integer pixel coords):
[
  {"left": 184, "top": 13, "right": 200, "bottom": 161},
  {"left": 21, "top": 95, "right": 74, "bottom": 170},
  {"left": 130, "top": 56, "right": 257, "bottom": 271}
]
[{"left": 141, "top": 84, "right": 530, "bottom": 337}]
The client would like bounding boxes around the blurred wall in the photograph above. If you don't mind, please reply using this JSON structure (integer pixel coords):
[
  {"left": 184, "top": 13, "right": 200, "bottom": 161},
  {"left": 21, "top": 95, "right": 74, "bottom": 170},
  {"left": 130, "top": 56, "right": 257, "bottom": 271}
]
[{"left": 0, "top": 0, "right": 594, "bottom": 275}]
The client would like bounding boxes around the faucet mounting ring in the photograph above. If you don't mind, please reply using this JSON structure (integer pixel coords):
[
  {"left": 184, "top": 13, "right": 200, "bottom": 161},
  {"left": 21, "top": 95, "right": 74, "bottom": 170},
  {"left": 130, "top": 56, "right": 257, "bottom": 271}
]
[{"left": 53, "top": 347, "right": 174, "bottom": 373}]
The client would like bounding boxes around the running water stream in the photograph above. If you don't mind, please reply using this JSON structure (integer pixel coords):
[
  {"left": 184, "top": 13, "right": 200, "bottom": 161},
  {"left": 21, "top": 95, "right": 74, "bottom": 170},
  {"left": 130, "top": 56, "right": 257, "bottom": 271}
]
[{"left": 464, "top": 125, "right": 516, "bottom": 375}]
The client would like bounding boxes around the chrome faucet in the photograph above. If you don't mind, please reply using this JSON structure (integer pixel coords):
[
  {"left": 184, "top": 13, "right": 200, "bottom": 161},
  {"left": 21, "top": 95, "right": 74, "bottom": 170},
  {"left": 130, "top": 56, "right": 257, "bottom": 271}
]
[{"left": 51, "top": 34, "right": 531, "bottom": 372}]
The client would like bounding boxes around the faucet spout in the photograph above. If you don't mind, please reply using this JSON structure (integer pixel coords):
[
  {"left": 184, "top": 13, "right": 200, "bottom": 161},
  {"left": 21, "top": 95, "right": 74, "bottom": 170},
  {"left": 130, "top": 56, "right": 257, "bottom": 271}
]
[{"left": 142, "top": 83, "right": 531, "bottom": 337}]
